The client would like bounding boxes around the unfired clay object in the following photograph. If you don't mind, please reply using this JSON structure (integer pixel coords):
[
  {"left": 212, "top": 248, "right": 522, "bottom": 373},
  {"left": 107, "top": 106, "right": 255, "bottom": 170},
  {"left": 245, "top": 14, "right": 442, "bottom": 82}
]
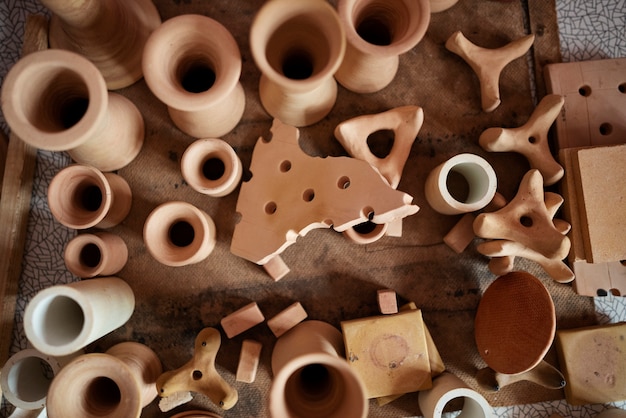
[
  {"left": 479, "top": 94, "right": 565, "bottom": 186},
  {"left": 231, "top": 119, "right": 419, "bottom": 270},
  {"left": 249, "top": 0, "right": 346, "bottom": 126},
  {"left": 143, "top": 201, "right": 216, "bottom": 267},
  {"left": 424, "top": 153, "right": 497, "bottom": 215},
  {"left": 64, "top": 232, "right": 128, "bottom": 278},
  {"left": 445, "top": 31, "right": 535, "bottom": 112},
  {"left": 24, "top": 277, "right": 135, "bottom": 357},
  {"left": 1, "top": 49, "right": 144, "bottom": 171},
  {"left": 142, "top": 14, "right": 245, "bottom": 138},
  {"left": 41, "top": 0, "right": 160, "bottom": 89},
  {"left": 47, "top": 164, "right": 132, "bottom": 230},
  {"left": 335, "top": 0, "right": 431, "bottom": 93},
  {"left": 429, "top": 0, "right": 460, "bottom": 13},
  {"left": 156, "top": 328, "right": 238, "bottom": 410},
  {"left": 473, "top": 169, "right": 573, "bottom": 282},
  {"left": 236, "top": 339, "right": 262, "bottom": 383},
  {"left": 269, "top": 320, "right": 368, "bottom": 418},
  {"left": 46, "top": 342, "right": 161, "bottom": 418},
  {"left": 181, "top": 138, "right": 243, "bottom": 197},
  {"left": 418, "top": 372, "right": 493, "bottom": 418}
]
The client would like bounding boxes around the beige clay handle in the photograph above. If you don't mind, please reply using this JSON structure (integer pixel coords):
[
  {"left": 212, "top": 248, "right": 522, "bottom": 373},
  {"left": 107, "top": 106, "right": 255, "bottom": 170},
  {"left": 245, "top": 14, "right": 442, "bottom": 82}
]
[{"left": 476, "top": 360, "right": 565, "bottom": 392}]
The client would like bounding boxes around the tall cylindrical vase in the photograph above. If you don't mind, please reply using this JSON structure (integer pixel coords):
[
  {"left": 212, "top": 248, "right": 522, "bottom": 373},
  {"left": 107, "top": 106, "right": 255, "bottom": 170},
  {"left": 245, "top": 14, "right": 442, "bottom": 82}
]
[
  {"left": 142, "top": 14, "right": 245, "bottom": 138},
  {"left": 250, "top": 0, "right": 346, "bottom": 127},
  {"left": 47, "top": 165, "right": 132, "bottom": 230},
  {"left": 23, "top": 277, "right": 135, "bottom": 357},
  {"left": 46, "top": 342, "right": 162, "bottom": 418},
  {"left": 335, "top": 0, "right": 430, "bottom": 93},
  {"left": 41, "top": 0, "right": 161, "bottom": 89},
  {"left": 1, "top": 49, "right": 144, "bottom": 171},
  {"left": 64, "top": 232, "right": 128, "bottom": 278},
  {"left": 269, "top": 320, "right": 368, "bottom": 418}
]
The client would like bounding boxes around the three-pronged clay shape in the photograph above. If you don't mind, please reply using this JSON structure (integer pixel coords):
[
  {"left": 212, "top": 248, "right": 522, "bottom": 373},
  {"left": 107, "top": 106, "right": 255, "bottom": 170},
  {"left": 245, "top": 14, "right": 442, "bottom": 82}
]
[
  {"left": 445, "top": 31, "right": 535, "bottom": 112},
  {"left": 334, "top": 106, "right": 424, "bottom": 189},
  {"left": 156, "top": 327, "right": 238, "bottom": 410},
  {"left": 231, "top": 119, "right": 419, "bottom": 271},
  {"left": 479, "top": 94, "right": 565, "bottom": 186}
]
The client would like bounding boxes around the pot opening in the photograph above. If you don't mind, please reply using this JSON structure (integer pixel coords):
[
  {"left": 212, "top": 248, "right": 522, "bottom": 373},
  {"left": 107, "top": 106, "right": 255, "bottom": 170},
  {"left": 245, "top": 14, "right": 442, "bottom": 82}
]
[
  {"left": 84, "top": 376, "right": 122, "bottom": 415},
  {"left": 7, "top": 356, "right": 55, "bottom": 403},
  {"left": 447, "top": 161, "right": 492, "bottom": 204},
  {"left": 446, "top": 169, "right": 470, "bottom": 203},
  {"left": 76, "top": 183, "right": 104, "bottom": 212},
  {"left": 202, "top": 157, "right": 226, "bottom": 181},
  {"left": 34, "top": 69, "right": 90, "bottom": 133},
  {"left": 168, "top": 220, "right": 195, "bottom": 247},
  {"left": 80, "top": 242, "right": 102, "bottom": 268},
  {"left": 354, "top": 1, "right": 412, "bottom": 46},
  {"left": 356, "top": 15, "right": 392, "bottom": 46},
  {"left": 285, "top": 363, "right": 346, "bottom": 416},
  {"left": 34, "top": 295, "right": 85, "bottom": 347},
  {"left": 177, "top": 59, "right": 216, "bottom": 93},
  {"left": 282, "top": 49, "right": 314, "bottom": 80}
]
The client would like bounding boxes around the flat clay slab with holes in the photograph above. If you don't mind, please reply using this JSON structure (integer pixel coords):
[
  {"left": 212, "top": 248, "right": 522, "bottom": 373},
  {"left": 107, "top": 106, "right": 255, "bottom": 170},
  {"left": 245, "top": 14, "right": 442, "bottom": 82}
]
[
  {"left": 544, "top": 57, "right": 626, "bottom": 150},
  {"left": 13, "top": 1, "right": 599, "bottom": 417}
]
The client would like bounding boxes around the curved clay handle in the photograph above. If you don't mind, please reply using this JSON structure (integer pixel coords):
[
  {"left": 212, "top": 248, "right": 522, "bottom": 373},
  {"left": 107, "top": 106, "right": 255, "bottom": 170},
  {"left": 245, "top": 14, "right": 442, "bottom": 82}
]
[{"left": 476, "top": 360, "right": 565, "bottom": 392}]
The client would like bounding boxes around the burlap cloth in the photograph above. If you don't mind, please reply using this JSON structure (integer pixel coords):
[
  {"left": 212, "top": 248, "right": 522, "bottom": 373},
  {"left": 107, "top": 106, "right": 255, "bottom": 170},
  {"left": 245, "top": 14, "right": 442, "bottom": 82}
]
[{"left": 88, "top": 1, "right": 597, "bottom": 416}]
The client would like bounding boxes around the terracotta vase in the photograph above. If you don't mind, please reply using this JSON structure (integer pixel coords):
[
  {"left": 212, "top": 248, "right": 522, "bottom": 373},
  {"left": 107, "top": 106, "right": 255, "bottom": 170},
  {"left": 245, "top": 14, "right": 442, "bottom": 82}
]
[
  {"left": 269, "top": 320, "right": 368, "bottom": 418},
  {"left": 143, "top": 201, "right": 217, "bottom": 267},
  {"left": 1, "top": 49, "right": 144, "bottom": 171},
  {"left": 142, "top": 14, "right": 245, "bottom": 138},
  {"left": 418, "top": 372, "right": 493, "bottom": 418},
  {"left": 23, "top": 277, "right": 135, "bottom": 357},
  {"left": 64, "top": 232, "right": 128, "bottom": 278},
  {"left": 0, "top": 349, "right": 63, "bottom": 410},
  {"left": 41, "top": 0, "right": 161, "bottom": 89},
  {"left": 335, "top": 0, "right": 431, "bottom": 93},
  {"left": 424, "top": 153, "right": 497, "bottom": 215},
  {"left": 181, "top": 138, "right": 243, "bottom": 197},
  {"left": 46, "top": 342, "right": 161, "bottom": 418},
  {"left": 47, "top": 164, "right": 132, "bottom": 230},
  {"left": 250, "top": 0, "right": 346, "bottom": 127}
]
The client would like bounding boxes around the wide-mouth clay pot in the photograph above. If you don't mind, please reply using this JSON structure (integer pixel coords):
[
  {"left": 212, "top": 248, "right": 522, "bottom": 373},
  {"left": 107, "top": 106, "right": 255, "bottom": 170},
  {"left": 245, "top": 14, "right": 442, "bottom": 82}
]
[{"left": 64, "top": 232, "right": 128, "bottom": 278}]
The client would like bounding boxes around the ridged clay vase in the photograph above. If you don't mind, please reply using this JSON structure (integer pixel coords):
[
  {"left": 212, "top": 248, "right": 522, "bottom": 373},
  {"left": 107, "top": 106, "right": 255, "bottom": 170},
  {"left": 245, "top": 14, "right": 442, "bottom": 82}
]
[
  {"left": 181, "top": 138, "right": 243, "bottom": 197},
  {"left": 1, "top": 49, "right": 144, "bottom": 172},
  {"left": 143, "top": 201, "right": 217, "bottom": 267},
  {"left": 47, "top": 164, "right": 132, "bottom": 230},
  {"left": 46, "top": 342, "right": 162, "bottom": 418},
  {"left": 41, "top": 0, "right": 161, "bottom": 89},
  {"left": 335, "top": 0, "right": 431, "bottom": 93},
  {"left": 250, "top": 0, "right": 346, "bottom": 127},
  {"left": 269, "top": 320, "right": 368, "bottom": 418},
  {"left": 23, "top": 277, "right": 135, "bottom": 357},
  {"left": 64, "top": 232, "right": 128, "bottom": 278},
  {"left": 142, "top": 14, "right": 245, "bottom": 138}
]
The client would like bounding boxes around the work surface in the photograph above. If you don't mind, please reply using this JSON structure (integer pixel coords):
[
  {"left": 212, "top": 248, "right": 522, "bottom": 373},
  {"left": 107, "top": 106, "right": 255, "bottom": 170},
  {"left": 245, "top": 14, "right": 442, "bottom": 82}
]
[{"left": 1, "top": 0, "right": 625, "bottom": 417}]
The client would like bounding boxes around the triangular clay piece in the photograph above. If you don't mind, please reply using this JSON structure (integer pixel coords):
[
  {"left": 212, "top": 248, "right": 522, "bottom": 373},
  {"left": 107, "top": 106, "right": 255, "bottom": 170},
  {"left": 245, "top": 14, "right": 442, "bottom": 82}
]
[{"left": 231, "top": 119, "right": 419, "bottom": 266}]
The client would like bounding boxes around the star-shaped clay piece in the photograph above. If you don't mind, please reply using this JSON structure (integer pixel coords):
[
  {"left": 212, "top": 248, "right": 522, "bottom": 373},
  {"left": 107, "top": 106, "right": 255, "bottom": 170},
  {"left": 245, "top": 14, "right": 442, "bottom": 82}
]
[{"left": 479, "top": 94, "right": 565, "bottom": 186}]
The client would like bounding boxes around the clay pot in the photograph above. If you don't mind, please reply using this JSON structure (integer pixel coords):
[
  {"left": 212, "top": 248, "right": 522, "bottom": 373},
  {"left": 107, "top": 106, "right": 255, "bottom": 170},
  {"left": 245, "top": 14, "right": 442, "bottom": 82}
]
[
  {"left": 143, "top": 201, "right": 217, "bottom": 267},
  {"left": 418, "top": 372, "right": 493, "bottom": 418},
  {"left": 250, "top": 0, "right": 346, "bottom": 127},
  {"left": 0, "top": 349, "right": 63, "bottom": 410},
  {"left": 1, "top": 49, "right": 144, "bottom": 171},
  {"left": 23, "top": 277, "right": 135, "bottom": 357},
  {"left": 424, "top": 153, "right": 497, "bottom": 215},
  {"left": 181, "top": 138, "right": 243, "bottom": 197},
  {"left": 46, "top": 342, "right": 161, "bottom": 418},
  {"left": 430, "top": 0, "right": 460, "bottom": 13},
  {"left": 269, "top": 320, "right": 368, "bottom": 418},
  {"left": 47, "top": 165, "right": 132, "bottom": 230},
  {"left": 335, "top": 0, "right": 430, "bottom": 93},
  {"left": 142, "top": 14, "right": 245, "bottom": 138},
  {"left": 64, "top": 232, "right": 128, "bottom": 278},
  {"left": 41, "top": 0, "right": 161, "bottom": 89}
]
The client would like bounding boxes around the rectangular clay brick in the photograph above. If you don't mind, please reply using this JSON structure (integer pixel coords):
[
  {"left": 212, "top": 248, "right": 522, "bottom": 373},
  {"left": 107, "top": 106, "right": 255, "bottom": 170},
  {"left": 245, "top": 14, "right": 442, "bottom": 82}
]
[
  {"left": 376, "top": 289, "right": 398, "bottom": 314},
  {"left": 236, "top": 339, "right": 263, "bottom": 383},
  {"left": 220, "top": 302, "right": 265, "bottom": 338},
  {"left": 267, "top": 302, "right": 308, "bottom": 337}
]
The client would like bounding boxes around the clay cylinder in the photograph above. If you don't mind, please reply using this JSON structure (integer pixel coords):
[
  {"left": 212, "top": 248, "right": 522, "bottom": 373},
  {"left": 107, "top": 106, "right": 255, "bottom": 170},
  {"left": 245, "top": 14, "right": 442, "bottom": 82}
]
[
  {"left": 1, "top": 49, "right": 144, "bottom": 171},
  {"left": 41, "top": 0, "right": 161, "bottom": 89},
  {"left": 64, "top": 232, "right": 128, "bottom": 278},
  {"left": 418, "top": 372, "right": 493, "bottom": 418},
  {"left": 47, "top": 164, "right": 132, "bottom": 230},
  {"left": 335, "top": 0, "right": 430, "bottom": 93},
  {"left": 143, "top": 201, "right": 217, "bottom": 267},
  {"left": 181, "top": 138, "right": 243, "bottom": 197},
  {"left": 0, "top": 349, "right": 62, "bottom": 410},
  {"left": 142, "top": 14, "right": 245, "bottom": 138},
  {"left": 46, "top": 342, "right": 161, "bottom": 418},
  {"left": 424, "top": 153, "right": 497, "bottom": 215},
  {"left": 269, "top": 320, "right": 368, "bottom": 418},
  {"left": 250, "top": 0, "right": 346, "bottom": 127},
  {"left": 23, "top": 277, "right": 135, "bottom": 357},
  {"left": 342, "top": 221, "right": 388, "bottom": 245}
]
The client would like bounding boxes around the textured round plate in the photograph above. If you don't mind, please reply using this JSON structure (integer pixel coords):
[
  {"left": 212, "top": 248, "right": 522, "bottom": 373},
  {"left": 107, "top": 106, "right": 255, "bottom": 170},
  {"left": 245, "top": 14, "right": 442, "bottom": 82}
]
[{"left": 474, "top": 271, "right": 556, "bottom": 375}]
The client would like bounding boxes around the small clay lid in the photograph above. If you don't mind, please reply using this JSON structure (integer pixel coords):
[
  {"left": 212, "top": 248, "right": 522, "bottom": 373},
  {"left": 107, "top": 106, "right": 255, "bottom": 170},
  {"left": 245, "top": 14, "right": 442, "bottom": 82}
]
[{"left": 474, "top": 271, "right": 556, "bottom": 375}]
